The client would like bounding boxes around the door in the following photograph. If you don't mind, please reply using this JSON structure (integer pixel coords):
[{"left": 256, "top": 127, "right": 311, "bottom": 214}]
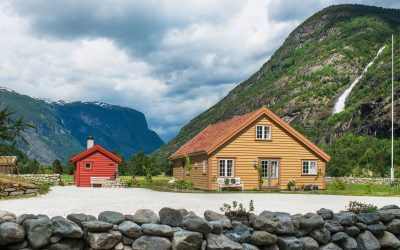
[{"left": 260, "top": 159, "right": 280, "bottom": 188}]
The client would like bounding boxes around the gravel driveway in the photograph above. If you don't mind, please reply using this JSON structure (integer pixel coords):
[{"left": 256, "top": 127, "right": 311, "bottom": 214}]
[{"left": 1, "top": 186, "right": 398, "bottom": 217}]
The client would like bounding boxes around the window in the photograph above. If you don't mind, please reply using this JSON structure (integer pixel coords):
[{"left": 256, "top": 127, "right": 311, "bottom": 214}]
[
  {"left": 302, "top": 160, "right": 317, "bottom": 175},
  {"left": 202, "top": 160, "right": 207, "bottom": 175},
  {"left": 260, "top": 159, "right": 279, "bottom": 178},
  {"left": 260, "top": 160, "right": 269, "bottom": 178},
  {"left": 270, "top": 160, "right": 279, "bottom": 178},
  {"left": 219, "top": 159, "right": 234, "bottom": 177},
  {"left": 85, "top": 162, "right": 91, "bottom": 169},
  {"left": 256, "top": 125, "right": 271, "bottom": 140}
]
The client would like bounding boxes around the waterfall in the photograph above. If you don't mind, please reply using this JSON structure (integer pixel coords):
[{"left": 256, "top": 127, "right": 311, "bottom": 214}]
[{"left": 332, "top": 45, "right": 387, "bottom": 114}]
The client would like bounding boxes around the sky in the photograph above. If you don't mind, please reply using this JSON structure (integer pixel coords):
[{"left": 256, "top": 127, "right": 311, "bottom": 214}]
[{"left": 0, "top": 0, "right": 399, "bottom": 142}]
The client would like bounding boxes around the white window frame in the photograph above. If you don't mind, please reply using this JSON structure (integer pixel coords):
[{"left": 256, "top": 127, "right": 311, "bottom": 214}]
[
  {"left": 256, "top": 125, "right": 271, "bottom": 140},
  {"left": 202, "top": 160, "right": 207, "bottom": 175},
  {"left": 260, "top": 160, "right": 269, "bottom": 178},
  {"left": 218, "top": 159, "right": 234, "bottom": 177},
  {"left": 85, "top": 162, "right": 92, "bottom": 169},
  {"left": 260, "top": 159, "right": 279, "bottom": 178},
  {"left": 302, "top": 160, "right": 317, "bottom": 175},
  {"left": 270, "top": 160, "right": 279, "bottom": 178}
]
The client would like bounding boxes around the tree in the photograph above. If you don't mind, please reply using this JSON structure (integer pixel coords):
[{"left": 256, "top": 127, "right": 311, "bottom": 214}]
[
  {"left": 0, "top": 108, "right": 31, "bottom": 144},
  {"left": 19, "top": 159, "right": 40, "bottom": 174},
  {"left": 52, "top": 159, "right": 63, "bottom": 174}
]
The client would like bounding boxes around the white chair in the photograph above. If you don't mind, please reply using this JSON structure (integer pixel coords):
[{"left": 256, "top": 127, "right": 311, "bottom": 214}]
[{"left": 217, "top": 177, "right": 244, "bottom": 191}]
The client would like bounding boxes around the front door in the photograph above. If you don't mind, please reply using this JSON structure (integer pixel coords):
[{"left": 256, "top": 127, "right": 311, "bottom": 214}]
[{"left": 260, "top": 159, "right": 280, "bottom": 188}]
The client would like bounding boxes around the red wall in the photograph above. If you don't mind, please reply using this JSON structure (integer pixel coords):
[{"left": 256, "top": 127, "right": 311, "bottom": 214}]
[{"left": 74, "top": 151, "right": 118, "bottom": 187}]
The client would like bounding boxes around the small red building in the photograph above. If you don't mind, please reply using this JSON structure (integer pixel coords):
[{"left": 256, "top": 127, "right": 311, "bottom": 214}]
[{"left": 69, "top": 136, "right": 122, "bottom": 187}]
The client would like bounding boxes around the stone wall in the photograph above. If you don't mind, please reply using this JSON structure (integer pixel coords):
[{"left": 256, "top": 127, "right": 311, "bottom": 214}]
[
  {"left": 0, "top": 183, "right": 37, "bottom": 197},
  {"left": 1, "top": 205, "right": 400, "bottom": 249},
  {"left": 8, "top": 174, "right": 61, "bottom": 183},
  {"left": 326, "top": 177, "right": 398, "bottom": 185}
]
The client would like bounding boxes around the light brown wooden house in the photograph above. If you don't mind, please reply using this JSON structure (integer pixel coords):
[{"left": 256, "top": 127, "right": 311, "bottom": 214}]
[
  {"left": 169, "top": 107, "right": 330, "bottom": 190},
  {"left": 0, "top": 156, "right": 18, "bottom": 174}
]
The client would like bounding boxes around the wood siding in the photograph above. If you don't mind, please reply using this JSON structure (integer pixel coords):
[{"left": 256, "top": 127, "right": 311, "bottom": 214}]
[
  {"left": 209, "top": 115, "right": 326, "bottom": 190},
  {"left": 74, "top": 151, "right": 118, "bottom": 187},
  {"left": 172, "top": 154, "right": 209, "bottom": 189}
]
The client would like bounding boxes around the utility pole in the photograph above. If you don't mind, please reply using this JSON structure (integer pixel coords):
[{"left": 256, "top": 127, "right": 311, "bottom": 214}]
[{"left": 391, "top": 34, "right": 395, "bottom": 181}]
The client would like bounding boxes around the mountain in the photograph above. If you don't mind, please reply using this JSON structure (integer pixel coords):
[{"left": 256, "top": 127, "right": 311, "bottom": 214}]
[
  {"left": 0, "top": 87, "right": 164, "bottom": 164},
  {"left": 156, "top": 4, "right": 400, "bottom": 159}
]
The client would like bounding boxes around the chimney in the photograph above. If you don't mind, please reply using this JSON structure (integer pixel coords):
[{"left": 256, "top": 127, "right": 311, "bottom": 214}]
[{"left": 87, "top": 136, "right": 94, "bottom": 149}]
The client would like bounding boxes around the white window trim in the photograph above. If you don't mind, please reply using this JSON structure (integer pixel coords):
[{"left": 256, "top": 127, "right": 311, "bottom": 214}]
[
  {"left": 302, "top": 160, "right": 317, "bottom": 175},
  {"left": 85, "top": 162, "right": 92, "bottom": 169},
  {"left": 256, "top": 125, "right": 271, "bottom": 140},
  {"left": 202, "top": 160, "right": 207, "bottom": 175},
  {"left": 260, "top": 159, "right": 279, "bottom": 178},
  {"left": 218, "top": 159, "right": 234, "bottom": 177}
]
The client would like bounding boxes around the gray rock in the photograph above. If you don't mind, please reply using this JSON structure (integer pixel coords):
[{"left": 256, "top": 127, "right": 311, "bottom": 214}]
[
  {"left": 356, "top": 231, "right": 380, "bottom": 250},
  {"left": 209, "top": 220, "right": 223, "bottom": 234},
  {"left": 356, "top": 212, "right": 380, "bottom": 225},
  {"left": 317, "top": 208, "right": 334, "bottom": 217},
  {"left": 82, "top": 220, "right": 113, "bottom": 232},
  {"left": 378, "top": 210, "right": 395, "bottom": 223},
  {"left": 121, "top": 235, "right": 135, "bottom": 245},
  {"left": 181, "top": 213, "right": 212, "bottom": 234},
  {"left": 297, "top": 215, "right": 324, "bottom": 229},
  {"left": 299, "top": 236, "right": 319, "bottom": 250},
  {"left": 339, "top": 237, "right": 357, "bottom": 250},
  {"left": 178, "top": 209, "right": 189, "bottom": 217},
  {"left": 275, "top": 212, "right": 291, "bottom": 221},
  {"left": 249, "top": 214, "right": 277, "bottom": 233},
  {"left": 9, "top": 191, "right": 24, "bottom": 196},
  {"left": 324, "top": 220, "right": 344, "bottom": 233},
  {"left": 309, "top": 227, "right": 331, "bottom": 244},
  {"left": 242, "top": 243, "right": 260, "bottom": 250},
  {"left": 6, "top": 240, "right": 28, "bottom": 250},
  {"left": 250, "top": 231, "right": 277, "bottom": 246},
  {"left": 295, "top": 228, "right": 311, "bottom": 237},
  {"left": 277, "top": 236, "right": 302, "bottom": 250},
  {"left": 204, "top": 210, "right": 231, "bottom": 229},
  {"left": 132, "top": 235, "right": 171, "bottom": 250},
  {"left": 172, "top": 229, "right": 203, "bottom": 250},
  {"left": 225, "top": 227, "right": 251, "bottom": 243},
  {"left": 16, "top": 214, "right": 37, "bottom": 225},
  {"left": 134, "top": 209, "right": 160, "bottom": 224},
  {"left": 114, "top": 242, "right": 124, "bottom": 250},
  {"left": 23, "top": 218, "right": 52, "bottom": 249},
  {"left": 367, "top": 223, "right": 386, "bottom": 235},
  {"left": 385, "top": 209, "right": 400, "bottom": 219},
  {"left": 48, "top": 238, "right": 85, "bottom": 250},
  {"left": 0, "top": 210, "right": 16, "bottom": 222},
  {"left": 25, "top": 189, "right": 37, "bottom": 194},
  {"left": 332, "top": 213, "right": 356, "bottom": 226},
  {"left": 206, "top": 234, "right": 243, "bottom": 250},
  {"left": 98, "top": 211, "right": 125, "bottom": 225},
  {"left": 50, "top": 236, "right": 62, "bottom": 243},
  {"left": 304, "top": 212, "right": 317, "bottom": 218},
  {"left": 118, "top": 221, "right": 143, "bottom": 238},
  {"left": 319, "top": 243, "right": 342, "bottom": 250},
  {"left": 37, "top": 214, "right": 50, "bottom": 220},
  {"left": 376, "top": 231, "right": 400, "bottom": 249},
  {"left": 51, "top": 216, "right": 83, "bottom": 238},
  {"left": 330, "top": 232, "right": 348, "bottom": 242},
  {"left": 275, "top": 220, "right": 297, "bottom": 234},
  {"left": 87, "top": 230, "right": 122, "bottom": 249},
  {"left": 0, "top": 222, "right": 25, "bottom": 246},
  {"left": 66, "top": 213, "right": 88, "bottom": 227},
  {"left": 355, "top": 222, "right": 367, "bottom": 230},
  {"left": 344, "top": 226, "right": 359, "bottom": 237},
  {"left": 380, "top": 204, "right": 399, "bottom": 210},
  {"left": 259, "top": 210, "right": 276, "bottom": 219},
  {"left": 387, "top": 219, "right": 400, "bottom": 234},
  {"left": 159, "top": 207, "right": 183, "bottom": 227},
  {"left": 141, "top": 223, "right": 172, "bottom": 237},
  {"left": 127, "top": 214, "right": 150, "bottom": 225}
]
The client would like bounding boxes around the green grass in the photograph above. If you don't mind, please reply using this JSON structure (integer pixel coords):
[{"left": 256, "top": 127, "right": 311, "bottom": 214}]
[
  {"left": 60, "top": 174, "right": 74, "bottom": 184},
  {"left": 120, "top": 175, "right": 170, "bottom": 190}
]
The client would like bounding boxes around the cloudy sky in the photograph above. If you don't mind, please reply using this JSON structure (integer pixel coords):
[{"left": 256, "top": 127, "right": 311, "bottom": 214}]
[{"left": 1, "top": 0, "right": 399, "bottom": 141}]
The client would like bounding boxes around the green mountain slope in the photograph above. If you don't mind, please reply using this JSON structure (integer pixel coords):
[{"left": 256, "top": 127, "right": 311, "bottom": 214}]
[
  {"left": 156, "top": 4, "right": 400, "bottom": 159},
  {"left": 0, "top": 88, "right": 164, "bottom": 164}
]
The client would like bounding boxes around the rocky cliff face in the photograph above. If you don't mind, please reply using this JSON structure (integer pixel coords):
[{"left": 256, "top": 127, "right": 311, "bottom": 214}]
[
  {"left": 156, "top": 4, "right": 400, "bottom": 159},
  {"left": 0, "top": 88, "right": 164, "bottom": 164}
]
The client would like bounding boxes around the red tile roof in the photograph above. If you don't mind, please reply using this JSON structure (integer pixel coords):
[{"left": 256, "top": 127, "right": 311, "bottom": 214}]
[{"left": 69, "top": 145, "right": 122, "bottom": 164}]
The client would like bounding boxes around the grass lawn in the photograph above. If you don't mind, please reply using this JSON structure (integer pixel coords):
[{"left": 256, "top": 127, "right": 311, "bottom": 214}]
[{"left": 320, "top": 183, "right": 400, "bottom": 196}]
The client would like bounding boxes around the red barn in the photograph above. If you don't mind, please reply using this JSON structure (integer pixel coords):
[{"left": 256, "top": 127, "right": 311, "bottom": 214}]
[{"left": 69, "top": 136, "right": 122, "bottom": 187}]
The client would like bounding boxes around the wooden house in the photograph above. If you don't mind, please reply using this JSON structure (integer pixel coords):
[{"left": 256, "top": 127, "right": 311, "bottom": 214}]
[
  {"left": 0, "top": 156, "right": 18, "bottom": 174},
  {"left": 69, "top": 136, "right": 122, "bottom": 187},
  {"left": 169, "top": 107, "right": 330, "bottom": 190}
]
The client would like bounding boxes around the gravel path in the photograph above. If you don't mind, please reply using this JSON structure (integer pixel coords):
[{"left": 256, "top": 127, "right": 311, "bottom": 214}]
[{"left": 1, "top": 186, "right": 398, "bottom": 217}]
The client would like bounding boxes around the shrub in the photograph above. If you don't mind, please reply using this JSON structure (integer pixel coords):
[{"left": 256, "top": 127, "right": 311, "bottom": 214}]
[
  {"left": 220, "top": 200, "right": 255, "bottom": 222},
  {"left": 331, "top": 179, "right": 347, "bottom": 191},
  {"left": 287, "top": 179, "right": 296, "bottom": 189},
  {"left": 344, "top": 201, "right": 377, "bottom": 214},
  {"left": 173, "top": 179, "right": 194, "bottom": 190}
]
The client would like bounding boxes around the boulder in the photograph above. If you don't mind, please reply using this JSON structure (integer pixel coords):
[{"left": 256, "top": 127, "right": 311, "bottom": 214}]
[
  {"left": 225, "top": 227, "right": 252, "bottom": 243},
  {"left": 132, "top": 235, "right": 171, "bottom": 250},
  {"left": 355, "top": 222, "right": 367, "bottom": 230},
  {"left": 379, "top": 204, "right": 399, "bottom": 210},
  {"left": 339, "top": 237, "right": 357, "bottom": 250},
  {"left": 275, "top": 220, "right": 297, "bottom": 234},
  {"left": 324, "top": 220, "right": 344, "bottom": 233},
  {"left": 299, "top": 236, "right": 319, "bottom": 250},
  {"left": 114, "top": 242, "right": 124, "bottom": 250},
  {"left": 87, "top": 230, "right": 122, "bottom": 249},
  {"left": 118, "top": 221, "right": 143, "bottom": 238},
  {"left": 242, "top": 243, "right": 260, "bottom": 250},
  {"left": 66, "top": 213, "right": 89, "bottom": 227},
  {"left": 204, "top": 210, "right": 232, "bottom": 228},
  {"left": 121, "top": 235, "right": 135, "bottom": 245},
  {"left": 6, "top": 240, "right": 28, "bottom": 250},
  {"left": 275, "top": 212, "right": 291, "bottom": 221},
  {"left": 82, "top": 220, "right": 113, "bottom": 232},
  {"left": 387, "top": 219, "right": 400, "bottom": 234},
  {"left": 141, "top": 223, "right": 172, "bottom": 237},
  {"left": 48, "top": 238, "right": 85, "bottom": 250},
  {"left": 319, "top": 243, "right": 342, "bottom": 250},
  {"left": 297, "top": 215, "right": 324, "bottom": 229},
  {"left": 277, "top": 236, "right": 302, "bottom": 250},
  {"left": 378, "top": 210, "right": 395, "bottom": 223},
  {"left": 172, "top": 229, "right": 203, "bottom": 250},
  {"left": 309, "top": 227, "right": 331, "bottom": 244},
  {"left": 98, "top": 211, "right": 125, "bottom": 225},
  {"left": 181, "top": 213, "right": 212, "bottom": 234},
  {"left": 206, "top": 234, "right": 243, "bottom": 250},
  {"left": 259, "top": 210, "right": 276, "bottom": 219},
  {"left": 356, "top": 212, "right": 380, "bottom": 225},
  {"left": 332, "top": 213, "right": 356, "bottom": 226},
  {"left": 249, "top": 214, "right": 277, "bottom": 233},
  {"left": 209, "top": 220, "right": 223, "bottom": 234},
  {"left": 367, "top": 223, "right": 386, "bottom": 235},
  {"left": 356, "top": 231, "right": 380, "bottom": 250},
  {"left": 0, "top": 222, "right": 25, "bottom": 246},
  {"left": 250, "top": 231, "right": 277, "bottom": 246},
  {"left": 385, "top": 209, "right": 400, "bottom": 219},
  {"left": 376, "top": 231, "right": 400, "bottom": 249},
  {"left": 330, "top": 232, "right": 349, "bottom": 242},
  {"left": 134, "top": 209, "right": 160, "bottom": 224},
  {"left": 344, "top": 226, "right": 359, "bottom": 237},
  {"left": 317, "top": 208, "right": 334, "bottom": 220},
  {"left": 16, "top": 214, "right": 37, "bottom": 225},
  {"left": 0, "top": 210, "right": 16, "bottom": 222},
  {"left": 23, "top": 218, "right": 52, "bottom": 249},
  {"left": 51, "top": 216, "right": 83, "bottom": 238},
  {"left": 159, "top": 207, "right": 183, "bottom": 227}
]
